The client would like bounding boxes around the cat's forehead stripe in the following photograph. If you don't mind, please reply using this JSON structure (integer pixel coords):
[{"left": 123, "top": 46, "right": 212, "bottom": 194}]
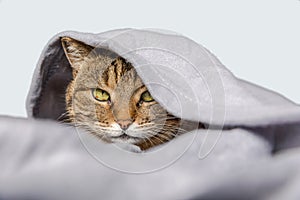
[{"left": 101, "top": 57, "right": 137, "bottom": 87}]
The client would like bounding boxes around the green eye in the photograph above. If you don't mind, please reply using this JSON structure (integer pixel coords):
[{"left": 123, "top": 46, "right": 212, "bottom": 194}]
[
  {"left": 141, "top": 91, "right": 154, "bottom": 102},
  {"left": 92, "top": 88, "right": 110, "bottom": 102}
]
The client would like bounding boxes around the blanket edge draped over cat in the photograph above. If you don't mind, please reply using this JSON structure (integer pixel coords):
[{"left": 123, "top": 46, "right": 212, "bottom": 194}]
[{"left": 26, "top": 28, "right": 300, "bottom": 128}]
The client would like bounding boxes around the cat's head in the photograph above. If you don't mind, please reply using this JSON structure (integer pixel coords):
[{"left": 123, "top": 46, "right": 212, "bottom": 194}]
[{"left": 61, "top": 37, "right": 183, "bottom": 150}]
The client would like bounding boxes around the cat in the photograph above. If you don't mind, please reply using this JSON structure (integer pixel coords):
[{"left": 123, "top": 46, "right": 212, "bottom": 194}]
[{"left": 61, "top": 37, "right": 200, "bottom": 150}]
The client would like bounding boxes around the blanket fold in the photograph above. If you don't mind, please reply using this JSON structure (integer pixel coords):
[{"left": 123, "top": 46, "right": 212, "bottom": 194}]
[
  {"left": 1, "top": 117, "right": 300, "bottom": 200},
  {"left": 26, "top": 28, "right": 300, "bottom": 126}
]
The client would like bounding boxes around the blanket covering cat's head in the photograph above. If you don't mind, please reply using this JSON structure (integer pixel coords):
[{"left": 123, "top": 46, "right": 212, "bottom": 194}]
[{"left": 61, "top": 37, "right": 193, "bottom": 150}]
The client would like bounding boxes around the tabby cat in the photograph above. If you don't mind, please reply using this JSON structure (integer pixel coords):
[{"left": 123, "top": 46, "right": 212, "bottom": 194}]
[{"left": 61, "top": 37, "right": 195, "bottom": 150}]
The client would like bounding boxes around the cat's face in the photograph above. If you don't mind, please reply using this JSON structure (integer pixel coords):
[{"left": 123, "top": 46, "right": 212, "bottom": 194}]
[{"left": 62, "top": 37, "right": 182, "bottom": 150}]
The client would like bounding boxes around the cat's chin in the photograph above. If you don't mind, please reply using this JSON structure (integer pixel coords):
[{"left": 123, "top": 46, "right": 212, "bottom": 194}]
[
  {"left": 109, "top": 134, "right": 142, "bottom": 144},
  {"left": 112, "top": 142, "right": 142, "bottom": 153}
]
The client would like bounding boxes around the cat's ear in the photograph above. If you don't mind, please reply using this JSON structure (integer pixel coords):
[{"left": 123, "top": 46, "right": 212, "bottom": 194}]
[{"left": 61, "top": 37, "right": 94, "bottom": 70}]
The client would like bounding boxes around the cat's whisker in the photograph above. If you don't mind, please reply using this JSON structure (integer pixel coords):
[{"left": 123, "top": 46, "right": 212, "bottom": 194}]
[
  {"left": 152, "top": 117, "right": 180, "bottom": 120},
  {"left": 57, "top": 110, "right": 73, "bottom": 122},
  {"left": 145, "top": 136, "right": 156, "bottom": 148},
  {"left": 148, "top": 133, "right": 168, "bottom": 144},
  {"left": 149, "top": 124, "right": 188, "bottom": 132},
  {"left": 141, "top": 132, "right": 164, "bottom": 145},
  {"left": 136, "top": 124, "right": 187, "bottom": 134}
]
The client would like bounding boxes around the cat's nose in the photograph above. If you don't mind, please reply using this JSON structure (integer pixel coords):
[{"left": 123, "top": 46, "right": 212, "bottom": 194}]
[{"left": 117, "top": 119, "right": 133, "bottom": 130}]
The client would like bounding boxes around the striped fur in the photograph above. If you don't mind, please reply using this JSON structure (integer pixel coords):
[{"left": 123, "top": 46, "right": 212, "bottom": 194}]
[{"left": 61, "top": 37, "right": 191, "bottom": 150}]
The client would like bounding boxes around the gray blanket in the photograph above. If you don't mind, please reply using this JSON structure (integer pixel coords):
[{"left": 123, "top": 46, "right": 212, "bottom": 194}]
[{"left": 1, "top": 28, "right": 300, "bottom": 200}]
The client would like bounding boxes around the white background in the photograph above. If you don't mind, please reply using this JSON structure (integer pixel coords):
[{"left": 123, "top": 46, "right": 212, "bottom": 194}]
[{"left": 0, "top": 0, "right": 299, "bottom": 117}]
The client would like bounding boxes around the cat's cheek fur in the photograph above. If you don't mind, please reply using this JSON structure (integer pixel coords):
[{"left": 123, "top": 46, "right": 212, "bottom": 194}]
[{"left": 95, "top": 104, "right": 115, "bottom": 126}]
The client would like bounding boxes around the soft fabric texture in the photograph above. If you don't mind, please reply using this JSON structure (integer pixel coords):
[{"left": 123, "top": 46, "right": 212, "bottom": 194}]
[{"left": 0, "top": 28, "right": 300, "bottom": 199}]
